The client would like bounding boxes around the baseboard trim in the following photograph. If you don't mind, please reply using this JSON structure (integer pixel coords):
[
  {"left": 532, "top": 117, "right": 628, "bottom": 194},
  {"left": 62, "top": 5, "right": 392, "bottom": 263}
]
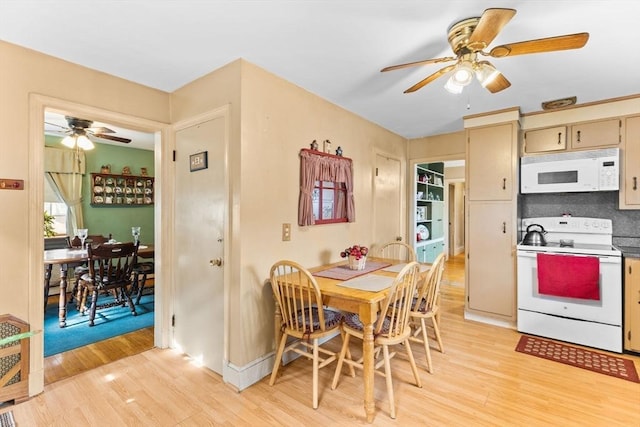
[
  {"left": 223, "top": 330, "right": 340, "bottom": 391},
  {"left": 464, "top": 310, "right": 516, "bottom": 330}
]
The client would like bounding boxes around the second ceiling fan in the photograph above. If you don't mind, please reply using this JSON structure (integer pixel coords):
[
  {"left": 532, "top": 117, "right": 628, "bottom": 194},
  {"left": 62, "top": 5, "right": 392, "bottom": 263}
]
[{"left": 381, "top": 8, "right": 589, "bottom": 94}]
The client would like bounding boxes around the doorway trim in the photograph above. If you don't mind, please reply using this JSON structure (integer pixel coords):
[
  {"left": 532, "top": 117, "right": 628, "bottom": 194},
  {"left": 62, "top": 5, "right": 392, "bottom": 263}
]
[{"left": 28, "top": 94, "right": 171, "bottom": 394}]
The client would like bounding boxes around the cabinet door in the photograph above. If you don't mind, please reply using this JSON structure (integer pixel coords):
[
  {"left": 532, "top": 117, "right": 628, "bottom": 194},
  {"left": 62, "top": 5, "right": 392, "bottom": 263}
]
[
  {"left": 416, "top": 244, "right": 428, "bottom": 263},
  {"left": 467, "top": 202, "right": 514, "bottom": 318},
  {"left": 523, "top": 126, "right": 567, "bottom": 153},
  {"left": 624, "top": 258, "right": 640, "bottom": 352},
  {"left": 571, "top": 118, "right": 620, "bottom": 149},
  {"left": 468, "top": 124, "right": 513, "bottom": 201},
  {"left": 431, "top": 202, "right": 444, "bottom": 239},
  {"left": 623, "top": 116, "right": 640, "bottom": 207}
]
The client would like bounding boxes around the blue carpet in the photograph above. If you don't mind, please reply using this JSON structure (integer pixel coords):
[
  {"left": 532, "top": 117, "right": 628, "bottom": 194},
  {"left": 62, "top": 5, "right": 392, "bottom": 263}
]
[{"left": 44, "top": 293, "right": 154, "bottom": 357}]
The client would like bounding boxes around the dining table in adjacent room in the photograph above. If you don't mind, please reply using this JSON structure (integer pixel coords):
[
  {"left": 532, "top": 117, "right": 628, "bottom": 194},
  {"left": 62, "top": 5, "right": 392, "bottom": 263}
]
[
  {"left": 44, "top": 244, "right": 154, "bottom": 327},
  {"left": 272, "top": 256, "right": 430, "bottom": 423}
]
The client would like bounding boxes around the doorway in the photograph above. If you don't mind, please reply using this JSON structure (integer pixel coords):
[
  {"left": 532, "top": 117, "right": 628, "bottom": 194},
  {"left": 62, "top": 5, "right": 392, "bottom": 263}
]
[{"left": 33, "top": 97, "right": 166, "bottom": 384}]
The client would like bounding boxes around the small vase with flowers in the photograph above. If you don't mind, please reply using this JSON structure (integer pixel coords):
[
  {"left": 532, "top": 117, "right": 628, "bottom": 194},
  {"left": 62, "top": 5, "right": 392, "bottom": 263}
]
[{"left": 340, "top": 244, "right": 369, "bottom": 270}]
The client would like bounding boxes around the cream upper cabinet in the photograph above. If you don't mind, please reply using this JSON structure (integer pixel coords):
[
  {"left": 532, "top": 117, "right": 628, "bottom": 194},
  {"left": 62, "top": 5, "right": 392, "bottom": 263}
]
[
  {"left": 624, "top": 257, "right": 640, "bottom": 352},
  {"left": 523, "top": 126, "right": 567, "bottom": 154},
  {"left": 621, "top": 115, "right": 640, "bottom": 209},
  {"left": 466, "top": 202, "right": 515, "bottom": 318},
  {"left": 467, "top": 123, "right": 514, "bottom": 201},
  {"left": 570, "top": 118, "right": 621, "bottom": 149}
]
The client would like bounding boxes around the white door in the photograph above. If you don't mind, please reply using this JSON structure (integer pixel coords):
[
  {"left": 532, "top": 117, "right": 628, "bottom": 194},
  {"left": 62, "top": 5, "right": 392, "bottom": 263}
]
[
  {"left": 174, "top": 116, "right": 225, "bottom": 374},
  {"left": 373, "top": 154, "right": 402, "bottom": 245}
]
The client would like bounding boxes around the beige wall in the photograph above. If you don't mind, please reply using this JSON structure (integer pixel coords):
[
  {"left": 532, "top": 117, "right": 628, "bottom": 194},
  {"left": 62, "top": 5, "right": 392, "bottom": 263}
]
[
  {"left": 172, "top": 60, "right": 407, "bottom": 367},
  {"left": 408, "top": 130, "right": 465, "bottom": 160},
  {"left": 0, "top": 40, "right": 170, "bottom": 394}
]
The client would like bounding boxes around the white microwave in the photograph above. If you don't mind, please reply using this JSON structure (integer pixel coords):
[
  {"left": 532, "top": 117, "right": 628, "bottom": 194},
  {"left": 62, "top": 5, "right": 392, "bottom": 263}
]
[{"left": 520, "top": 148, "right": 619, "bottom": 194}]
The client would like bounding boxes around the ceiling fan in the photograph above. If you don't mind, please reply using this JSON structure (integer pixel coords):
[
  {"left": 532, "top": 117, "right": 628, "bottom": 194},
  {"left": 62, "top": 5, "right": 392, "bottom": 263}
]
[
  {"left": 381, "top": 8, "right": 589, "bottom": 94},
  {"left": 46, "top": 116, "right": 132, "bottom": 149}
]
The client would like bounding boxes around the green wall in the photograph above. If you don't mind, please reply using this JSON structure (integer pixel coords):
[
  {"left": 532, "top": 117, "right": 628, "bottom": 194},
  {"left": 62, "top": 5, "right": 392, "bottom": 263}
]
[{"left": 45, "top": 135, "right": 155, "bottom": 244}]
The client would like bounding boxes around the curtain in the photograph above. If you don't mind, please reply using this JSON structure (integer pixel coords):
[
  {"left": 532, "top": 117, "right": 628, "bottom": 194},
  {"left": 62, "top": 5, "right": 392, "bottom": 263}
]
[
  {"left": 298, "top": 149, "right": 355, "bottom": 226},
  {"left": 44, "top": 147, "right": 86, "bottom": 236}
]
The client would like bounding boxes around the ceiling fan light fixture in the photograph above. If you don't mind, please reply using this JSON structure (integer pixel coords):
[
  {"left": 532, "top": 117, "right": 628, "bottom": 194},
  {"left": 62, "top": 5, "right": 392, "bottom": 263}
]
[
  {"left": 444, "top": 75, "right": 464, "bottom": 94},
  {"left": 76, "top": 134, "right": 95, "bottom": 150},
  {"left": 451, "top": 61, "right": 474, "bottom": 86},
  {"left": 61, "top": 135, "right": 76, "bottom": 148},
  {"left": 475, "top": 61, "right": 500, "bottom": 87}
]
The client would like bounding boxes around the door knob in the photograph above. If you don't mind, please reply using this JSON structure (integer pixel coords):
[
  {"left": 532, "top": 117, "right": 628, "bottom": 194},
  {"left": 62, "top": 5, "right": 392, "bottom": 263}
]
[{"left": 210, "top": 258, "right": 223, "bottom": 267}]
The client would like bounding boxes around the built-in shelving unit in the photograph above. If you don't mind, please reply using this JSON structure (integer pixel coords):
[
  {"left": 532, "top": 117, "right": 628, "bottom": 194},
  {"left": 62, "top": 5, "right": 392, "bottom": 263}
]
[{"left": 414, "top": 162, "right": 445, "bottom": 263}]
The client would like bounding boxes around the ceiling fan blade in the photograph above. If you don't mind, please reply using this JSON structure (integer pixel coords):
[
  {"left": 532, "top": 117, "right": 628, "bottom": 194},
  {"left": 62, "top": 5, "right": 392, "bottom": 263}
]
[
  {"left": 489, "top": 32, "right": 589, "bottom": 57},
  {"left": 92, "top": 133, "right": 131, "bottom": 144},
  {"left": 484, "top": 73, "right": 511, "bottom": 93},
  {"left": 381, "top": 56, "right": 456, "bottom": 73},
  {"left": 468, "top": 8, "right": 516, "bottom": 50},
  {"left": 45, "top": 121, "right": 69, "bottom": 130},
  {"left": 87, "top": 126, "right": 115, "bottom": 134},
  {"left": 404, "top": 64, "right": 456, "bottom": 93}
]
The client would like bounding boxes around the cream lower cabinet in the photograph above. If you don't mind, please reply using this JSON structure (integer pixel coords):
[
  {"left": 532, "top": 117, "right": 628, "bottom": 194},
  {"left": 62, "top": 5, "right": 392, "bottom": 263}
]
[
  {"left": 466, "top": 202, "right": 515, "bottom": 318},
  {"left": 624, "top": 257, "right": 640, "bottom": 352},
  {"left": 621, "top": 115, "right": 640, "bottom": 209}
]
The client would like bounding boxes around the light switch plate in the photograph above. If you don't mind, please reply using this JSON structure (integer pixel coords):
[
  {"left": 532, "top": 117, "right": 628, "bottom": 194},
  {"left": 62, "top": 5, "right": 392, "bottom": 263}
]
[{"left": 282, "top": 223, "right": 291, "bottom": 241}]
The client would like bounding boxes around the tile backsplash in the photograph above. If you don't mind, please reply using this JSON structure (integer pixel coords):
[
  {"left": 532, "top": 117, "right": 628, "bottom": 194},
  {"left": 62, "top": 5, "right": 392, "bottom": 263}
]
[{"left": 520, "top": 192, "right": 640, "bottom": 247}]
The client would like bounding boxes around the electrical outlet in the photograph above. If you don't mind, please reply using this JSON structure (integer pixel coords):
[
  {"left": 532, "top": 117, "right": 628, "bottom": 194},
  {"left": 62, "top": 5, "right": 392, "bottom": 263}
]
[{"left": 282, "top": 223, "right": 291, "bottom": 241}]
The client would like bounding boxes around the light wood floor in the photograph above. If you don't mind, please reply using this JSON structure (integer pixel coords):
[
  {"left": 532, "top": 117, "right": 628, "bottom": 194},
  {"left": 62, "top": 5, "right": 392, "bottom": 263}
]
[{"left": 9, "top": 255, "right": 640, "bottom": 426}]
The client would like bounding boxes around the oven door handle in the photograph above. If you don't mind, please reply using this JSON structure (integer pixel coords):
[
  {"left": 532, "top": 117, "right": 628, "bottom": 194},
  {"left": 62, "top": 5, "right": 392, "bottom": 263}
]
[{"left": 517, "top": 251, "right": 621, "bottom": 264}]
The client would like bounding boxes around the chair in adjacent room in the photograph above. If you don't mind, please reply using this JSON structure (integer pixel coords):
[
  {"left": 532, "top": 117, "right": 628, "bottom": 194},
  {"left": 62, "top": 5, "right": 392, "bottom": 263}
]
[
  {"left": 331, "top": 261, "right": 422, "bottom": 419},
  {"left": 77, "top": 242, "right": 139, "bottom": 326},
  {"left": 130, "top": 259, "right": 154, "bottom": 305},
  {"left": 71, "top": 233, "right": 113, "bottom": 302},
  {"left": 44, "top": 236, "right": 72, "bottom": 310},
  {"left": 269, "top": 260, "right": 343, "bottom": 409},
  {"left": 409, "top": 252, "right": 446, "bottom": 374},
  {"left": 376, "top": 241, "right": 417, "bottom": 262}
]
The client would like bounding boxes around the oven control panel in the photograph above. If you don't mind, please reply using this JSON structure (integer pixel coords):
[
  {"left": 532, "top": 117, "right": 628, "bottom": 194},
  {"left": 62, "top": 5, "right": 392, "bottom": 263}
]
[{"left": 522, "top": 217, "right": 612, "bottom": 234}]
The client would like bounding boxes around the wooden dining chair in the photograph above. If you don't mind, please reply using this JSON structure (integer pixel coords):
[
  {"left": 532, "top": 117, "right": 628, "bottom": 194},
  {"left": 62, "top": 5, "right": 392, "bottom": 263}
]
[
  {"left": 77, "top": 242, "right": 139, "bottom": 326},
  {"left": 376, "top": 241, "right": 417, "bottom": 262},
  {"left": 409, "top": 252, "right": 446, "bottom": 374},
  {"left": 331, "top": 261, "right": 422, "bottom": 419},
  {"left": 269, "top": 260, "right": 343, "bottom": 409}
]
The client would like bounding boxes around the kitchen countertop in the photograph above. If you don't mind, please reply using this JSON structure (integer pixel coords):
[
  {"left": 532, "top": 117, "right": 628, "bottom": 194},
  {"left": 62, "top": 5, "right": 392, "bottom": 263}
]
[{"left": 618, "top": 246, "right": 640, "bottom": 258}]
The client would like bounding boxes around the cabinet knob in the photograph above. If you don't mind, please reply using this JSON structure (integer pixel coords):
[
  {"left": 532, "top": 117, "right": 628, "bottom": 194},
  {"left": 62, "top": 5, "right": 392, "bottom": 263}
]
[
  {"left": 557, "top": 132, "right": 562, "bottom": 144},
  {"left": 209, "top": 258, "right": 223, "bottom": 267},
  {"left": 502, "top": 178, "right": 506, "bottom": 190},
  {"left": 634, "top": 177, "right": 638, "bottom": 191},
  {"left": 502, "top": 222, "right": 506, "bottom": 234},
  {"left": 576, "top": 130, "right": 581, "bottom": 143}
]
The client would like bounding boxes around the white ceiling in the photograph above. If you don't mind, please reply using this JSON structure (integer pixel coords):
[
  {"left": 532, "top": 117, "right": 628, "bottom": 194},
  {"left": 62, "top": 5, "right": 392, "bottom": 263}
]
[{"left": 3, "top": 1, "right": 640, "bottom": 146}]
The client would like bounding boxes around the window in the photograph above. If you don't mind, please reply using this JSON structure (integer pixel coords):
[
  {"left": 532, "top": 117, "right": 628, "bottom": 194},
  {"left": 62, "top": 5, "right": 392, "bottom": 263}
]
[
  {"left": 44, "top": 176, "right": 67, "bottom": 235},
  {"left": 298, "top": 149, "right": 355, "bottom": 226},
  {"left": 312, "top": 181, "right": 347, "bottom": 224}
]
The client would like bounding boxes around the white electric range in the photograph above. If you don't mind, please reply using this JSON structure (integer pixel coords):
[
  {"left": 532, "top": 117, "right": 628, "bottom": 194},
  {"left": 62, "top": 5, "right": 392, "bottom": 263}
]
[{"left": 516, "top": 217, "right": 622, "bottom": 353}]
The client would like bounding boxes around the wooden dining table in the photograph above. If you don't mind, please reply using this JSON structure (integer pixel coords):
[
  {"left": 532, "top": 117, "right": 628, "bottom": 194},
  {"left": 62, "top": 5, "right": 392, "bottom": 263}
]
[
  {"left": 273, "top": 256, "right": 429, "bottom": 423},
  {"left": 44, "top": 244, "right": 154, "bottom": 328}
]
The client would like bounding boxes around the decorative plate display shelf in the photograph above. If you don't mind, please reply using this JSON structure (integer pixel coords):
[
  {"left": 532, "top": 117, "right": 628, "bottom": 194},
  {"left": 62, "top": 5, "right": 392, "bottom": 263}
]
[{"left": 90, "top": 173, "right": 154, "bottom": 206}]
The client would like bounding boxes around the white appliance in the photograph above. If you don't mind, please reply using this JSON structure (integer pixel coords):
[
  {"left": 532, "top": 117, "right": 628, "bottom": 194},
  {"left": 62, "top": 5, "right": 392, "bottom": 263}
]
[
  {"left": 516, "top": 217, "right": 622, "bottom": 353},
  {"left": 520, "top": 148, "right": 619, "bottom": 194}
]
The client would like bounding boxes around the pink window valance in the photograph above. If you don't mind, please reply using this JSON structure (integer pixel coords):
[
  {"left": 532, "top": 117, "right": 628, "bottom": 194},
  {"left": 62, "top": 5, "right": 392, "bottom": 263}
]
[{"left": 298, "top": 149, "right": 355, "bottom": 226}]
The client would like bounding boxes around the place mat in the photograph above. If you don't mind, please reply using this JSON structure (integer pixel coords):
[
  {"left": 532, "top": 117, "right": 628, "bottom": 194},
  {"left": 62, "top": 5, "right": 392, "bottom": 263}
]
[
  {"left": 313, "top": 261, "right": 391, "bottom": 281},
  {"left": 0, "top": 411, "right": 15, "bottom": 427},
  {"left": 516, "top": 335, "right": 639, "bottom": 383},
  {"left": 337, "top": 274, "right": 395, "bottom": 292},
  {"left": 382, "top": 263, "right": 431, "bottom": 273}
]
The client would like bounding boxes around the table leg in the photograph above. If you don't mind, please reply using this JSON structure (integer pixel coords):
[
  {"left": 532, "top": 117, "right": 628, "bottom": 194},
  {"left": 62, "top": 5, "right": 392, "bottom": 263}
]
[
  {"left": 359, "top": 302, "right": 378, "bottom": 423},
  {"left": 58, "top": 264, "right": 68, "bottom": 328},
  {"left": 274, "top": 299, "right": 282, "bottom": 352}
]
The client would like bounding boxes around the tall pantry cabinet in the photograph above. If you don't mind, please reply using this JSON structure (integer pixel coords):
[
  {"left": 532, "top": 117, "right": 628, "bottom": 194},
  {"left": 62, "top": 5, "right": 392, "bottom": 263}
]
[{"left": 464, "top": 108, "right": 520, "bottom": 326}]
